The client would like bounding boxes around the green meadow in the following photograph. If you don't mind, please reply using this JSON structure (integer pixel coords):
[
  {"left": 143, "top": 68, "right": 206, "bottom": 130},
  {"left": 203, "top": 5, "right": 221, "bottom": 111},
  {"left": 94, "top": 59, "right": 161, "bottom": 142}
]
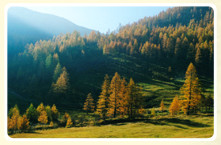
[{"left": 10, "top": 114, "right": 213, "bottom": 138}]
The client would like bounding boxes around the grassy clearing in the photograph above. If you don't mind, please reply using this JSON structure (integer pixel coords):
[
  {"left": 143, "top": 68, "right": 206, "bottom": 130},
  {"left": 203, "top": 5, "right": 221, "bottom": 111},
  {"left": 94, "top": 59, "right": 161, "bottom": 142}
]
[
  {"left": 139, "top": 76, "right": 213, "bottom": 108},
  {"left": 139, "top": 79, "right": 183, "bottom": 108},
  {"left": 10, "top": 114, "right": 213, "bottom": 138}
]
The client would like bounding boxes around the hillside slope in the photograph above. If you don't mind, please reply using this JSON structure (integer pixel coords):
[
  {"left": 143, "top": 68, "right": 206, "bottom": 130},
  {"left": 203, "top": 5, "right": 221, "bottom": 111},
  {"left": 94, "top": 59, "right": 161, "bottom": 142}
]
[
  {"left": 8, "top": 7, "right": 93, "bottom": 56},
  {"left": 8, "top": 7, "right": 214, "bottom": 111},
  {"left": 8, "top": 7, "right": 93, "bottom": 36}
]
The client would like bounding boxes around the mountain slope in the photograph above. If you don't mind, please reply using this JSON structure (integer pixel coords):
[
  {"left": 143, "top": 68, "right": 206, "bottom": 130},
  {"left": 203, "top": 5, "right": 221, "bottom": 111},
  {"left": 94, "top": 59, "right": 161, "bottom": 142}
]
[
  {"left": 8, "top": 6, "right": 214, "bottom": 111},
  {"left": 8, "top": 13, "right": 52, "bottom": 56},
  {"left": 8, "top": 7, "right": 93, "bottom": 36}
]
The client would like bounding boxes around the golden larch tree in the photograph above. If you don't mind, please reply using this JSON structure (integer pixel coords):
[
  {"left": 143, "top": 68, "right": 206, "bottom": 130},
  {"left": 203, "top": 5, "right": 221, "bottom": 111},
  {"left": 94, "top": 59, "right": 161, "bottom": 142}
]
[
  {"left": 83, "top": 93, "right": 95, "bottom": 113},
  {"left": 62, "top": 112, "right": 72, "bottom": 127},
  {"left": 38, "top": 110, "right": 48, "bottom": 124},
  {"left": 118, "top": 77, "right": 128, "bottom": 117},
  {"left": 8, "top": 117, "right": 13, "bottom": 131},
  {"left": 9, "top": 105, "right": 19, "bottom": 118},
  {"left": 160, "top": 99, "right": 165, "bottom": 112},
  {"left": 8, "top": 105, "right": 20, "bottom": 131},
  {"left": 37, "top": 103, "right": 45, "bottom": 113},
  {"left": 180, "top": 63, "right": 201, "bottom": 115},
  {"left": 17, "top": 114, "right": 30, "bottom": 130},
  {"left": 127, "top": 78, "right": 143, "bottom": 119},
  {"left": 62, "top": 112, "right": 70, "bottom": 122},
  {"left": 107, "top": 72, "right": 121, "bottom": 118},
  {"left": 52, "top": 67, "right": 70, "bottom": 94},
  {"left": 17, "top": 116, "right": 23, "bottom": 130},
  {"left": 45, "top": 105, "right": 52, "bottom": 122},
  {"left": 66, "top": 117, "right": 73, "bottom": 128},
  {"left": 169, "top": 96, "right": 181, "bottom": 116},
  {"left": 53, "top": 62, "right": 62, "bottom": 81},
  {"left": 51, "top": 104, "right": 59, "bottom": 121},
  {"left": 96, "top": 74, "right": 110, "bottom": 120}
]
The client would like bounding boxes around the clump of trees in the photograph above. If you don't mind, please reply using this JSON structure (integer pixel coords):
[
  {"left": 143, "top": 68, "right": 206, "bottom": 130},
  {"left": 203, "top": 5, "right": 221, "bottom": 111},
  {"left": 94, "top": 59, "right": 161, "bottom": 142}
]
[
  {"left": 8, "top": 103, "right": 60, "bottom": 134},
  {"left": 168, "top": 62, "right": 213, "bottom": 116},
  {"left": 83, "top": 72, "right": 144, "bottom": 120},
  {"left": 8, "top": 105, "right": 30, "bottom": 134}
]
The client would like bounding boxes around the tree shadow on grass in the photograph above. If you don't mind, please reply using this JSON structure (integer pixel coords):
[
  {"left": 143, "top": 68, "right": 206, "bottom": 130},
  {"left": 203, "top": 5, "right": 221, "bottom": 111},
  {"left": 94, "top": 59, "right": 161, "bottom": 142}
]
[
  {"left": 147, "top": 118, "right": 211, "bottom": 128},
  {"left": 8, "top": 130, "right": 42, "bottom": 136},
  {"left": 100, "top": 117, "right": 210, "bottom": 129},
  {"left": 112, "top": 123, "right": 127, "bottom": 126},
  {"left": 199, "top": 113, "right": 214, "bottom": 117},
  {"left": 23, "top": 130, "right": 42, "bottom": 134},
  {"left": 100, "top": 118, "right": 145, "bottom": 126}
]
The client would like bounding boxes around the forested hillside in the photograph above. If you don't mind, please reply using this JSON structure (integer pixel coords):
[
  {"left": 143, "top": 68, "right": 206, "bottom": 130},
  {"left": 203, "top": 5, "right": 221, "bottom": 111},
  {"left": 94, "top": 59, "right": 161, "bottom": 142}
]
[
  {"left": 8, "top": 7, "right": 214, "bottom": 112},
  {"left": 8, "top": 7, "right": 93, "bottom": 56}
]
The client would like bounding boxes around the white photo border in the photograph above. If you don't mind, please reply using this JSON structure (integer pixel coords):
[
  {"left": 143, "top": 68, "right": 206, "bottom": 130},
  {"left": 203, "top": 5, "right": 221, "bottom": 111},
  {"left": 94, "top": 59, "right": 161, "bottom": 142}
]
[{"left": 4, "top": 3, "right": 217, "bottom": 142}]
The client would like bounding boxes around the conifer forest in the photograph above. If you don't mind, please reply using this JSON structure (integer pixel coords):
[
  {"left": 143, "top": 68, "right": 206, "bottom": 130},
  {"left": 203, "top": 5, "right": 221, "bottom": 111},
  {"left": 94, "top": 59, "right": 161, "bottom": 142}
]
[{"left": 8, "top": 6, "right": 214, "bottom": 138}]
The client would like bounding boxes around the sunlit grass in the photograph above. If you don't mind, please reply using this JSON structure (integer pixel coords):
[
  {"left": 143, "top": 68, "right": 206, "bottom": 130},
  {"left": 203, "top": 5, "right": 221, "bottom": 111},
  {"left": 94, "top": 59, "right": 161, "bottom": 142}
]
[{"left": 10, "top": 115, "right": 213, "bottom": 138}]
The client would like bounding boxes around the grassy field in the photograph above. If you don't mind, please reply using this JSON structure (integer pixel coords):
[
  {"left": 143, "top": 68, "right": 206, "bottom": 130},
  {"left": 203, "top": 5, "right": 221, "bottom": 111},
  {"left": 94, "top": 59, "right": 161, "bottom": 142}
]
[
  {"left": 10, "top": 114, "right": 213, "bottom": 138},
  {"left": 8, "top": 58, "right": 214, "bottom": 138}
]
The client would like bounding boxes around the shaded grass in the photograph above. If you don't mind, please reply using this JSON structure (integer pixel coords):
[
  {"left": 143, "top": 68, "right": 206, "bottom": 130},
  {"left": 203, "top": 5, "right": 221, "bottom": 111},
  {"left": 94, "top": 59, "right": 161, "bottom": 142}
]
[
  {"left": 139, "top": 80, "right": 181, "bottom": 108},
  {"left": 10, "top": 115, "right": 213, "bottom": 138},
  {"left": 139, "top": 76, "right": 213, "bottom": 108}
]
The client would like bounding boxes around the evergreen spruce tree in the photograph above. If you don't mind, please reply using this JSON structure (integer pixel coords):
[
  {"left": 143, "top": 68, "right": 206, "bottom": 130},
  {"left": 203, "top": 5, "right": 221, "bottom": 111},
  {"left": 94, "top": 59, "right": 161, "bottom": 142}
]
[{"left": 26, "top": 103, "right": 38, "bottom": 124}]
